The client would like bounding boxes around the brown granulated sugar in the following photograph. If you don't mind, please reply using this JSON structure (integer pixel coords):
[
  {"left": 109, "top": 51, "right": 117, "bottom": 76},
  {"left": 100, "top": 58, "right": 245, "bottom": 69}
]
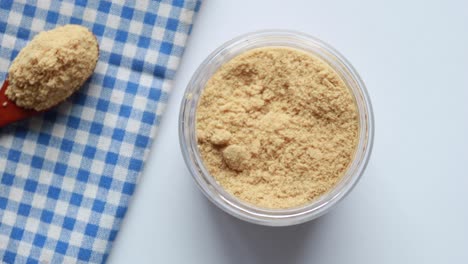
[
  {"left": 196, "top": 47, "right": 359, "bottom": 209},
  {"left": 6, "top": 25, "right": 99, "bottom": 111}
]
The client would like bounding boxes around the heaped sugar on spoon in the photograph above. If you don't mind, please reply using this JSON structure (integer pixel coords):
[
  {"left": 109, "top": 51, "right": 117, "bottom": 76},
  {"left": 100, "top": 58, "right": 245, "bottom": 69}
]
[{"left": 0, "top": 24, "right": 99, "bottom": 127}]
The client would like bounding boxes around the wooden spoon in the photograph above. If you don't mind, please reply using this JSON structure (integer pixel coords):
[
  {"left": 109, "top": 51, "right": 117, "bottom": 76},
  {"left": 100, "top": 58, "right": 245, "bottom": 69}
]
[
  {"left": 0, "top": 25, "right": 99, "bottom": 128},
  {"left": 0, "top": 80, "right": 42, "bottom": 128}
]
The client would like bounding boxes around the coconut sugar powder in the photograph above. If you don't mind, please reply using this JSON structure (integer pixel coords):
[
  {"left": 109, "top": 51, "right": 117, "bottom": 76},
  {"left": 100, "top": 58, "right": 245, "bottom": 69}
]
[{"left": 196, "top": 47, "right": 359, "bottom": 209}]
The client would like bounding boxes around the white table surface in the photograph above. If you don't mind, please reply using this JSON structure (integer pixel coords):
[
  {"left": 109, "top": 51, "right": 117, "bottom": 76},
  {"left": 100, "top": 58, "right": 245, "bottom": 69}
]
[{"left": 108, "top": 1, "right": 468, "bottom": 263}]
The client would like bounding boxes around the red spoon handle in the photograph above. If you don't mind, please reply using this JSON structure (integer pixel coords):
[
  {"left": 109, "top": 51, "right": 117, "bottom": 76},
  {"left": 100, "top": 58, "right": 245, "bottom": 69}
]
[{"left": 0, "top": 80, "right": 39, "bottom": 128}]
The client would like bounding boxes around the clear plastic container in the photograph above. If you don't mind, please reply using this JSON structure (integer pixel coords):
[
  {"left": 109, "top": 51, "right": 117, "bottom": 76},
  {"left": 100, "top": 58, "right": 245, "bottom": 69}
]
[{"left": 179, "top": 30, "right": 374, "bottom": 226}]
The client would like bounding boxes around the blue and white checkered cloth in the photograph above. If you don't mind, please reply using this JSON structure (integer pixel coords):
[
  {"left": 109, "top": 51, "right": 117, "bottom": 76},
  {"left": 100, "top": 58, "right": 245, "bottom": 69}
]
[{"left": 0, "top": 1, "right": 200, "bottom": 263}]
